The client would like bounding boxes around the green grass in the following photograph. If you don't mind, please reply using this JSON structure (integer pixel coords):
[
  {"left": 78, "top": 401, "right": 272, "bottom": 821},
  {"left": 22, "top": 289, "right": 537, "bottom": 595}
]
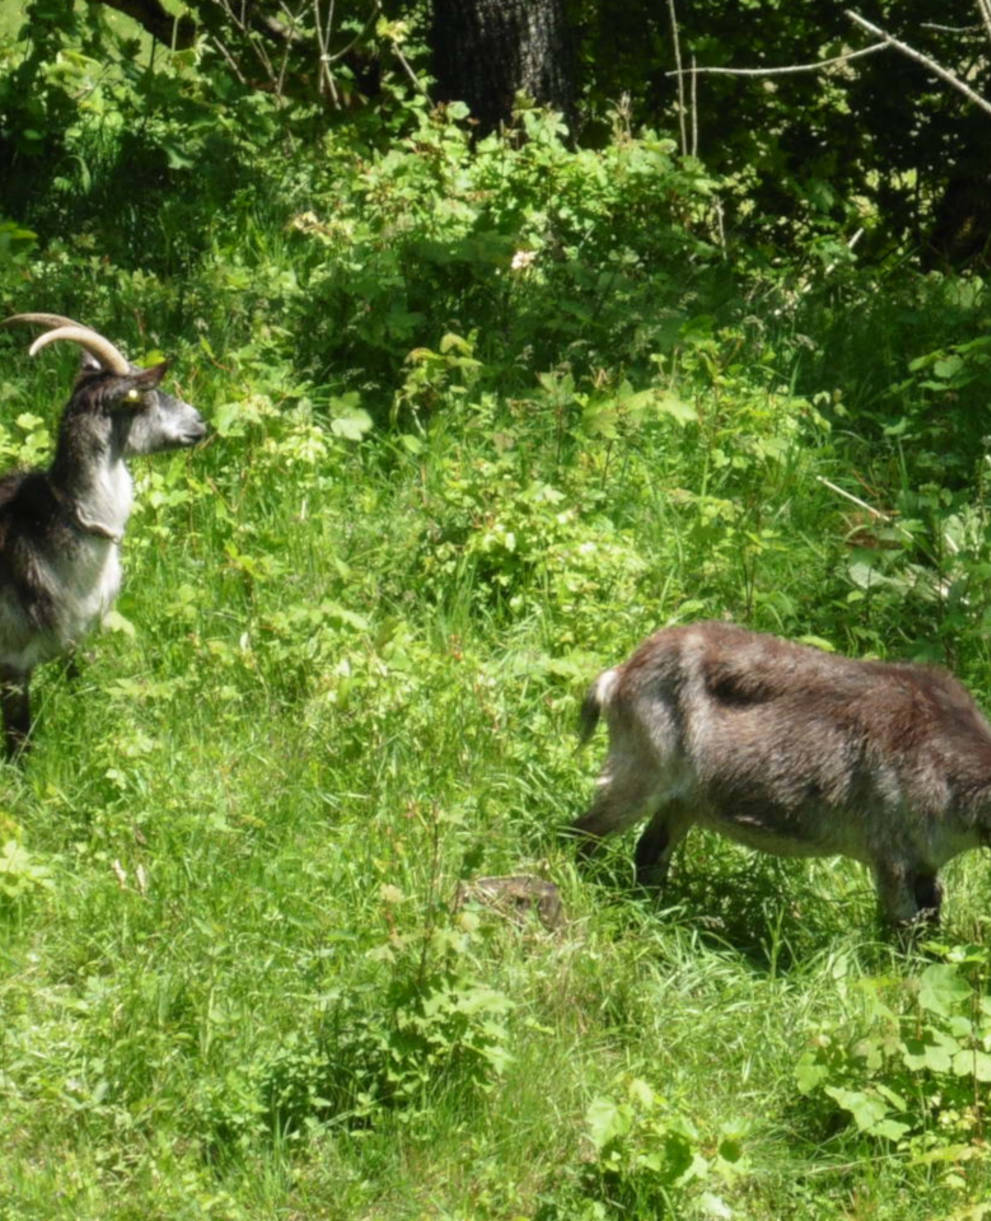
[
  {"left": 2, "top": 90, "right": 991, "bottom": 1217},
  {"left": 0, "top": 344, "right": 988, "bottom": 1220}
]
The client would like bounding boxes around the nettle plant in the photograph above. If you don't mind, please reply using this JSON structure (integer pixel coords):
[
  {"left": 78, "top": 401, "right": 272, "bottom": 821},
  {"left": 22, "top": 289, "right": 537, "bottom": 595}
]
[
  {"left": 415, "top": 447, "right": 647, "bottom": 632},
  {"left": 286, "top": 101, "right": 723, "bottom": 408},
  {"left": 578, "top": 1075, "right": 747, "bottom": 1219},
  {"left": 796, "top": 948, "right": 991, "bottom": 1171},
  {"left": 198, "top": 872, "right": 516, "bottom": 1152}
]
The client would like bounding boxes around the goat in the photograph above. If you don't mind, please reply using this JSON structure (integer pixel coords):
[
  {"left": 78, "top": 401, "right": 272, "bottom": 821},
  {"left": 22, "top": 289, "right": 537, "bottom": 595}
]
[
  {"left": 572, "top": 620, "right": 991, "bottom": 926},
  {"left": 0, "top": 312, "right": 206, "bottom": 755}
]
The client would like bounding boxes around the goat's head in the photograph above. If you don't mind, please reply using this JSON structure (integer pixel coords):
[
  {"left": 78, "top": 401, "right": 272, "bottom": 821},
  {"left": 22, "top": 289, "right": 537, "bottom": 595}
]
[{"left": 3, "top": 313, "right": 206, "bottom": 457}]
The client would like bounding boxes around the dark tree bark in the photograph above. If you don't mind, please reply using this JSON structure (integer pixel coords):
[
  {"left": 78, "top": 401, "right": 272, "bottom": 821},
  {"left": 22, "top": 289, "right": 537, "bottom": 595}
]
[
  {"left": 431, "top": 0, "right": 575, "bottom": 136},
  {"left": 925, "top": 170, "right": 991, "bottom": 270},
  {"left": 95, "top": 0, "right": 307, "bottom": 53},
  {"left": 98, "top": 0, "right": 198, "bottom": 48}
]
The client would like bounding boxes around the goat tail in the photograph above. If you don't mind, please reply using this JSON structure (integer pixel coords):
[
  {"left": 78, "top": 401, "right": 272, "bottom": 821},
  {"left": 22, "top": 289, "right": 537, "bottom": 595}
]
[{"left": 578, "top": 668, "right": 620, "bottom": 746}]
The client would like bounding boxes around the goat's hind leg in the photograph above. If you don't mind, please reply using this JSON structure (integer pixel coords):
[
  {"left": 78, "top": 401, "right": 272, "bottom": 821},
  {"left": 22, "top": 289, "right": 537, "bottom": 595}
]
[
  {"left": 873, "top": 859, "right": 943, "bottom": 930},
  {"left": 0, "top": 667, "right": 30, "bottom": 759},
  {"left": 912, "top": 872, "right": 943, "bottom": 925},
  {"left": 571, "top": 760, "right": 659, "bottom": 858},
  {"left": 571, "top": 755, "right": 692, "bottom": 888}
]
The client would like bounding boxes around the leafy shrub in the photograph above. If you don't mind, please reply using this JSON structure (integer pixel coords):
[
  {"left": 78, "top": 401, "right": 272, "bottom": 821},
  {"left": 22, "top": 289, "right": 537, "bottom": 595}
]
[
  {"left": 796, "top": 948, "right": 991, "bottom": 1185},
  {"left": 198, "top": 899, "right": 515, "bottom": 1156},
  {"left": 285, "top": 102, "right": 723, "bottom": 412},
  {"left": 571, "top": 1074, "right": 747, "bottom": 1220}
]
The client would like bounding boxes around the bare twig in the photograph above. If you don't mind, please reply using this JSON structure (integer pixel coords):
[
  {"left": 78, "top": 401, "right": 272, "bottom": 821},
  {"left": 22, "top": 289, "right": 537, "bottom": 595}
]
[
  {"left": 668, "top": 42, "right": 888, "bottom": 80},
  {"left": 690, "top": 53, "right": 698, "bottom": 156},
  {"left": 210, "top": 34, "right": 248, "bottom": 86},
  {"left": 312, "top": 0, "right": 338, "bottom": 103},
  {"left": 667, "top": 0, "right": 688, "bottom": 157},
  {"left": 816, "top": 476, "right": 891, "bottom": 522},
  {"left": 846, "top": 10, "right": 991, "bottom": 118},
  {"left": 920, "top": 23, "right": 982, "bottom": 34},
  {"left": 978, "top": 0, "right": 991, "bottom": 44},
  {"left": 391, "top": 39, "right": 424, "bottom": 93},
  {"left": 275, "top": 2, "right": 306, "bottom": 99}
]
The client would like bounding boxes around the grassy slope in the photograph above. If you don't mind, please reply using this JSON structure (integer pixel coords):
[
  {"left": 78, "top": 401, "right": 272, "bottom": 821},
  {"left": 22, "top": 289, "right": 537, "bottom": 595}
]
[
  {"left": 2, "top": 101, "right": 991, "bottom": 1221},
  {"left": 0, "top": 340, "right": 988, "bottom": 1221}
]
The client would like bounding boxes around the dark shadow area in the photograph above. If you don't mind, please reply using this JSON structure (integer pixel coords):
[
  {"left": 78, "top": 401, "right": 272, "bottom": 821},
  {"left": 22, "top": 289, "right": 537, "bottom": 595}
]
[{"left": 570, "top": 828, "right": 885, "bottom": 972}]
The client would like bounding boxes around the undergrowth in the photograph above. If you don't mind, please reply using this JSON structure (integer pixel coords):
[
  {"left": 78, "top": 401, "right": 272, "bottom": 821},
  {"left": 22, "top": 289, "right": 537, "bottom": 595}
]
[{"left": 1, "top": 82, "right": 991, "bottom": 1220}]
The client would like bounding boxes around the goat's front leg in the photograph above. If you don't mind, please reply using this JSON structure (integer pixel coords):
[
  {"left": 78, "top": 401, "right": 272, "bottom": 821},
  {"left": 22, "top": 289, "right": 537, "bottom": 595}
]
[
  {"left": 0, "top": 667, "right": 31, "bottom": 759},
  {"left": 634, "top": 800, "right": 694, "bottom": 889}
]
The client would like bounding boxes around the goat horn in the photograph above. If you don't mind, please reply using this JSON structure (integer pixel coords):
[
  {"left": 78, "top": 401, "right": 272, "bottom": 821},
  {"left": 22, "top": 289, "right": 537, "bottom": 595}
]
[
  {"left": 2, "top": 312, "right": 85, "bottom": 331},
  {"left": 26, "top": 326, "right": 132, "bottom": 375}
]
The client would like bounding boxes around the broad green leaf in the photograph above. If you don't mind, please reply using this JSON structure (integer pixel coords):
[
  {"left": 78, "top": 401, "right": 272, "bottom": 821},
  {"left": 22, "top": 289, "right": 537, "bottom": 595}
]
[
  {"left": 656, "top": 394, "right": 696, "bottom": 425},
  {"left": 952, "top": 1048, "right": 991, "bottom": 1082},
  {"left": 918, "top": 963, "right": 971, "bottom": 1017},
  {"left": 794, "top": 1051, "right": 828, "bottom": 1094},
  {"left": 102, "top": 610, "right": 136, "bottom": 637},
  {"left": 903, "top": 1031, "right": 957, "bottom": 1074},
  {"left": 330, "top": 408, "right": 373, "bottom": 441},
  {"left": 825, "top": 1086, "right": 888, "bottom": 1133},
  {"left": 585, "top": 1097, "right": 629, "bottom": 1150},
  {"left": 932, "top": 355, "right": 964, "bottom": 380}
]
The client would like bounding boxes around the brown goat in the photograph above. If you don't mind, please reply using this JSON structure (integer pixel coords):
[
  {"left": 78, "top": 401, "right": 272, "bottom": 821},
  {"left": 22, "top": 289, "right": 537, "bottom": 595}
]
[{"left": 573, "top": 621, "right": 991, "bottom": 925}]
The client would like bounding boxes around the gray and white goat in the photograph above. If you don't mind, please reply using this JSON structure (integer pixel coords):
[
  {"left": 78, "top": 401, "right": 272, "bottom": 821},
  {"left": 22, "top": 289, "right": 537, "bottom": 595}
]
[
  {"left": 573, "top": 620, "right": 991, "bottom": 926},
  {"left": 0, "top": 313, "right": 206, "bottom": 755}
]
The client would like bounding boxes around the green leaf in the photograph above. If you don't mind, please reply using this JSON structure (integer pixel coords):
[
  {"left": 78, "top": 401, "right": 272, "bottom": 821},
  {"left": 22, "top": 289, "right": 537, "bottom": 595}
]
[
  {"left": 585, "top": 1097, "right": 630, "bottom": 1151},
  {"left": 794, "top": 1050, "right": 828, "bottom": 1094},
  {"left": 847, "top": 559, "right": 885, "bottom": 590},
  {"left": 102, "top": 610, "right": 136, "bottom": 637},
  {"left": 952, "top": 1049, "right": 991, "bottom": 1081},
  {"left": 873, "top": 1118, "right": 911, "bottom": 1140},
  {"left": 918, "top": 963, "right": 971, "bottom": 1017},
  {"left": 902, "top": 1030, "right": 957, "bottom": 1074},
  {"left": 909, "top": 1143, "right": 982, "bottom": 1167},
  {"left": 825, "top": 1086, "right": 889, "bottom": 1134},
  {"left": 797, "top": 634, "right": 836, "bottom": 652},
  {"left": 656, "top": 394, "right": 696, "bottom": 425},
  {"left": 932, "top": 355, "right": 964, "bottom": 380},
  {"left": 330, "top": 408, "right": 373, "bottom": 441}
]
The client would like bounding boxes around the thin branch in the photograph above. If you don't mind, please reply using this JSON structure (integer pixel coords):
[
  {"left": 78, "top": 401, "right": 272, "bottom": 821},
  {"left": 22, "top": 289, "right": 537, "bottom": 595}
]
[
  {"left": 274, "top": 2, "right": 306, "bottom": 99},
  {"left": 312, "top": 0, "right": 337, "bottom": 103},
  {"left": 668, "top": 42, "right": 888, "bottom": 79},
  {"left": 816, "top": 476, "right": 891, "bottom": 522},
  {"left": 979, "top": 0, "right": 991, "bottom": 44},
  {"left": 324, "top": 1, "right": 381, "bottom": 66},
  {"left": 391, "top": 38, "right": 424, "bottom": 93},
  {"left": 666, "top": 0, "right": 688, "bottom": 157},
  {"left": 689, "top": 53, "right": 698, "bottom": 156},
  {"left": 846, "top": 10, "right": 991, "bottom": 118},
  {"left": 920, "top": 23, "right": 981, "bottom": 34},
  {"left": 209, "top": 34, "right": 248, "bottom": 86},
  {"left": 215, "top": 0, "right": 278, "bottom": 84}
]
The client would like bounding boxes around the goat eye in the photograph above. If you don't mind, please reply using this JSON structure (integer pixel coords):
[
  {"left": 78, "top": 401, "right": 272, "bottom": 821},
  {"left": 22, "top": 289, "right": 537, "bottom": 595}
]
[{"left": 124, "top": 389, "right": 142, "bottom": 404}]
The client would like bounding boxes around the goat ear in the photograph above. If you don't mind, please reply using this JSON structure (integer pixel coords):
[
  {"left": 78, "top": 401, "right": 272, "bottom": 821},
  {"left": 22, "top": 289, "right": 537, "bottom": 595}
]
[
  {"left": 118, "top": 362, "right": 169, "bottom": 401},
  {"left": 78, "top": 350, "right": 102, "bottom": 374},
  {"left": 133, "top": 361, "right": 169, "bottom": 389}
]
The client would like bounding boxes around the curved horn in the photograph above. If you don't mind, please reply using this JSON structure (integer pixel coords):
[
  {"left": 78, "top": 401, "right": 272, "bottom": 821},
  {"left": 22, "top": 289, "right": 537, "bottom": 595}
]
[
  {"left": 2, "top": 312, "right": 84, "bottom": 331},
  {"left": 27, "top": 326, "right": 131, "bottom": 375}
]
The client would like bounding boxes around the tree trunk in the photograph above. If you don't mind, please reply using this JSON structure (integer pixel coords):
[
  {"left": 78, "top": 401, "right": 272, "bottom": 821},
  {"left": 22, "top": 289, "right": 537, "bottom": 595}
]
[
  {"left": 925, "top": 170, "right": 991, "bottom": 270},
  {"left": 98, "top": 0, "right": 197, "bottom": 48},
  {"left": 431, "top": 0, "right": 574, "bottom": 136}
]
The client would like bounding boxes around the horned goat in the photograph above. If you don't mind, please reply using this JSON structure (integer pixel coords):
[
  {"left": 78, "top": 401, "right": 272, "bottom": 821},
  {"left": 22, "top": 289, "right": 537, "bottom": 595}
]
[
  {"left": 573, "top": 620, "right": 991, "bottom": 926},
  {"left": 0, "top": 312, "right": 205, "bottom": 755}
]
